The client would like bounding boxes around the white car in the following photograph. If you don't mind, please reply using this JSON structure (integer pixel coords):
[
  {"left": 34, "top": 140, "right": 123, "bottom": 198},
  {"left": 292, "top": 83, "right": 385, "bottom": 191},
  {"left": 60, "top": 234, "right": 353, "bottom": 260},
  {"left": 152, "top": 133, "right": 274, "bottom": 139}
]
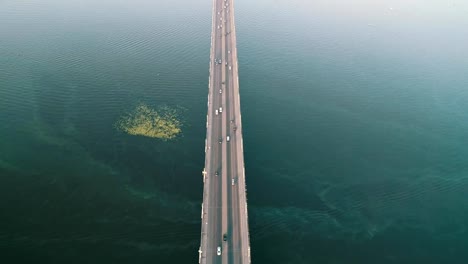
[
  {"left": 229, "top": 66, "right": 231, "bottom": 71},
  {"left": 215, "top": 109, "right": 218, "bottom": 115},
  {"left": 231, "top": 178, "right": 235, "bottom": 186},
  {"left": 219, "top": 107, "right": 223, "bottom": 113},
  {"left": 217, "top": 246, "right": 221, "bottom": 256},
  {"left": 219, "top": 89, "right": 222, "bottom": 94},
  {"left": 226, "top": 136, "right": 230, "bottom": 142}
]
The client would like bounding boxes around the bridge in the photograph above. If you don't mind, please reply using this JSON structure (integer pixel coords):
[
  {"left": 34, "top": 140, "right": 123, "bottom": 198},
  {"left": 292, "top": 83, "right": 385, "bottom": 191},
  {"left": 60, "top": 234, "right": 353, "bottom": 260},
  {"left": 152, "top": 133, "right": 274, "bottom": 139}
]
[{"left": 198, "top": 0, "right": 251, "bottom": 263}]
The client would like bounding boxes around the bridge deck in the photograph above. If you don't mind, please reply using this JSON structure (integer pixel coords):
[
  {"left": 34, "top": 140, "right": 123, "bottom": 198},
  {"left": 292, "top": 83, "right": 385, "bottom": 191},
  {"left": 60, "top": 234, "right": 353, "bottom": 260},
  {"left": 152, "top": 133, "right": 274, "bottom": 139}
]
[{"left": 199, "top": 0, "right": 250, "bottom": 263}]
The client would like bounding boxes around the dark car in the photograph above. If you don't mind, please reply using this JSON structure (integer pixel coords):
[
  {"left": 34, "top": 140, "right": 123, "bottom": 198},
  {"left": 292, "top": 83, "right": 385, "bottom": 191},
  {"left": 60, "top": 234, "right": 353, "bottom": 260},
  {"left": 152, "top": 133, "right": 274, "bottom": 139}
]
[{"left": 223, "top": 234, "right": 227, "bottom": 241}]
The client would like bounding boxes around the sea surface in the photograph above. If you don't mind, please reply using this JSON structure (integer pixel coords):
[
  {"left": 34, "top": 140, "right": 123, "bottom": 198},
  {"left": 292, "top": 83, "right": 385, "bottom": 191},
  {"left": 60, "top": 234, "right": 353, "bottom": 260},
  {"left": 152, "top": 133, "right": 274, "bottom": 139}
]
[{"left": 1, "top": 0, "right": 468, "bottom": 263}]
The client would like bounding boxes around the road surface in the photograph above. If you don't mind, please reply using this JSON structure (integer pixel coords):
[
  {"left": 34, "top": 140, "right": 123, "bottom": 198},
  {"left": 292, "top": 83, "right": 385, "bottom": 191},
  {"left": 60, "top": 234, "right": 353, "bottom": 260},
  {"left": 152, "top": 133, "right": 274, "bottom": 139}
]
[{"left": 199, "top": 0, "right": 251, "bottom": 263}]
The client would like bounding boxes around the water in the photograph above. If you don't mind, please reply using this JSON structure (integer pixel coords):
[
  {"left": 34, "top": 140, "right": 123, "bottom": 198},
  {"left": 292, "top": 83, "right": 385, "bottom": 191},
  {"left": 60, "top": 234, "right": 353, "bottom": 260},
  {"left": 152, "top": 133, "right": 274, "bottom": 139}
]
[{"left": 1, "top": 0, "right": 468, "bottom": 263}]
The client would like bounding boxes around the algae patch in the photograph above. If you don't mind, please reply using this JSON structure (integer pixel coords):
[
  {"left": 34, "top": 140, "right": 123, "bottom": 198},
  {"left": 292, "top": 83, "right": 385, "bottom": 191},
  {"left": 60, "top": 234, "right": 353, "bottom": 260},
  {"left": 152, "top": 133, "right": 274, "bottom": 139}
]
[
  {"left": 125, "top": 185, "right": 156, "bottom": 200},
  {"left": 116, "top": 103, "right": 182, "bottom": 140}
]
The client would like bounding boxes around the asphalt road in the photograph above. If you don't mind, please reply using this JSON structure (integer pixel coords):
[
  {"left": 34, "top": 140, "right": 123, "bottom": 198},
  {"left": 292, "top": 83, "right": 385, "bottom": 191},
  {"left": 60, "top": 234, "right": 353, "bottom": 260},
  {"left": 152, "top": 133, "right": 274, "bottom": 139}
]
[{"left": 199, "top": 0, "right": 250, "bottom": 263}]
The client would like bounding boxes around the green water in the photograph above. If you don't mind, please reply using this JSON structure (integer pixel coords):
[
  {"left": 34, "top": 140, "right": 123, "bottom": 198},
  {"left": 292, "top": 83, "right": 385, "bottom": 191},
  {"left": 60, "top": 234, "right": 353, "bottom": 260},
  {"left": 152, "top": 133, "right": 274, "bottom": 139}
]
[{"left": 1, "top": 0, "right": 468, "bottom": 263}]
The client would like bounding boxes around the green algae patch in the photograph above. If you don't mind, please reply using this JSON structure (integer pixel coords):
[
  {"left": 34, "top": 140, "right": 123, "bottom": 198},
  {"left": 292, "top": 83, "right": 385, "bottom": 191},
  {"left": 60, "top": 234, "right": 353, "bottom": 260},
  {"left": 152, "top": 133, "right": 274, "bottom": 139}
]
[
  {"left": 116, "top": 103, "right": 182, "bottom": 140},
  {"left": 125, "top": 185, "right": 156, "bottom": 200}
]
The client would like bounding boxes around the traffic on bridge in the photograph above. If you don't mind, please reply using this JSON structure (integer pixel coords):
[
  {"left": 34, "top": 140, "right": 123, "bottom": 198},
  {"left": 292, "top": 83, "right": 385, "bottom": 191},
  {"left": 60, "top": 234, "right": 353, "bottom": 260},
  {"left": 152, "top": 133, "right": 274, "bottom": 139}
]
[{"left": 198, "top": 0, "right": 251, "bottom": 263}]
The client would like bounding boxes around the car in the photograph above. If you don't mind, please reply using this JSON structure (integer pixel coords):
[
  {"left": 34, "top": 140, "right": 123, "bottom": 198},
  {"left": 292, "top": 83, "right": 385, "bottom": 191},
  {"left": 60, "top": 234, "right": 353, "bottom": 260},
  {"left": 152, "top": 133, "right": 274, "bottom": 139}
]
[
  {"left": 215, "top": 109, "right": 218, "bottom": 115},
  {"left": 230, "top": 119, "right": 234, "bottom": 123},
  {"left": 215, "top": 171, "right": 219, "bottom": 176},
  {"left": 229, "top": 66, "right": 231, "bottom": 70},
  {"left": 228, "top": 50, "right": 230, "bottom": 54},
  {"left": 232, "top": 178, "right": 235, "bottom": 185},
  {"left": 223, "top": 234, "right": 227, "bottom": 241},
  {"left": 225, "top": 62, "right": 228, "bottom": 66},
  {"left": 217, "top": 246, "right": 221, "bottom": 256},
  {"left": 226, "top": 136, "right": 230, "bottom": 142},
  {"left": 219, "top": 107, "right": 223, "bottom": 113},
  {"left": 219, "top": 138, "right": 222, "bottom": 144},
  {"left": 219, "top": 89, "right": 222, "bottom": 94}
]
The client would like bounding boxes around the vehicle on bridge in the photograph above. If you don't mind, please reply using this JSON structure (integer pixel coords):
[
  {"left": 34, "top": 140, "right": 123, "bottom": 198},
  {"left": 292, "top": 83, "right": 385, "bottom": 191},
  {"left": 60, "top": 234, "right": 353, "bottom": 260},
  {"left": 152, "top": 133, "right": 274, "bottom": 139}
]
[
  {"left": 219, "top": 89, "right": 222, "bottom": 94},
  {"left": 219, "top": 107, "right": 223, "bottom": 113},
  {"left": 217, "top": 246, "right": 221, "bottom": 256},
  {"left": 215, "top": 109, "right": 218, "bottom": 115},
  {"left": 229, "top": 66, "right": 232, "bottom": 70},
  {"left": 223, "top": 233, "right": 227, "bottom": 241},
  {"left": 227, "top": 136, "right": 230, "bottom": 142},
  {"left": 215, "top": 171, "right": 218, "bottom": 176},
  {"left": 232, "top": 178, "right": 235, "bottom": 186}
]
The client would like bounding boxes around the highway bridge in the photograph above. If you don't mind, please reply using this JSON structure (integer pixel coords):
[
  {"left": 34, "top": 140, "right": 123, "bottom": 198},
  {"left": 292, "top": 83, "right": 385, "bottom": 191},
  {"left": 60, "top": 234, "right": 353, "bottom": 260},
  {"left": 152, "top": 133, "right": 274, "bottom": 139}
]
[{"left": 198, "top": 0, "right": 251, "bottom": 263}]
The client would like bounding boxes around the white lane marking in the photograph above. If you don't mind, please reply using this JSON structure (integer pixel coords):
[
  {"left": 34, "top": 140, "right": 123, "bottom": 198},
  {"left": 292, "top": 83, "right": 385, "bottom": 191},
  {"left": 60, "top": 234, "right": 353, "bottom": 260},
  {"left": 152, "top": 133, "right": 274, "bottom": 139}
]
[{"left": 201, "top": 203, "right": 204, "bottom": 219}]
